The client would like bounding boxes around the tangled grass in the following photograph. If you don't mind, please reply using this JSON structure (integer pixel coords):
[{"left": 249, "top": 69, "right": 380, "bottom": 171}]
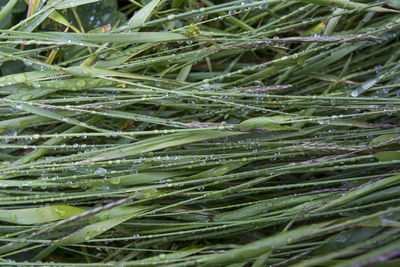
[{"left": 0, "top": 0, "right": 400, "bottom": 266}]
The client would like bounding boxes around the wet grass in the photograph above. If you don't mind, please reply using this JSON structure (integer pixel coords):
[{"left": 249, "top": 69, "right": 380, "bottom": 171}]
[{"left": 0, "top": 0, "right": 400, "bottom": 266}]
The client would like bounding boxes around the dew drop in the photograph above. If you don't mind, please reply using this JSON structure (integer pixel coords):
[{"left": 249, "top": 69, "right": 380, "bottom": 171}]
[
  {"left": 54, "top": 208, "right": 66, "bottom": 216},
  {"left": 95, "top": 167, "right": 107, "bottom": 175},
  {"left": 13, "top": 73, "right": 27, "bottom": 83},
  {"left": 75, "top": 79, "right": 87, "bottom": 87}
]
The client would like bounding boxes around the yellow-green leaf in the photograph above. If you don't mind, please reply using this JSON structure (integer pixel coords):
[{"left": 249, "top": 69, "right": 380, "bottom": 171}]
[
  {"left": 0, "top": 205, "right": 85, "bottom": 225},
  {"left": 236, "top": 116, "right": 296, "bottom": 131}
]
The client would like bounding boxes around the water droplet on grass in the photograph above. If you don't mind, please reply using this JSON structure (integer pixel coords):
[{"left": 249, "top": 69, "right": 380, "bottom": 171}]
[
  {"left": 95, "top": 168, "right": 107, "bottom": 174},
  {"left": 351, "top": 78, "right": 378, "bottom": 97},
  {"left": 75, "top": 79, "right": 87, "bottom": 87},
  {"left": 13, "top": 73, "right": 27, "bottom": 83}
]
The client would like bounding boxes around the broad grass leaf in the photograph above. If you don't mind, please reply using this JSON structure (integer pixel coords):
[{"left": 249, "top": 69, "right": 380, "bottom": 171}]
[
  {"left": 54, "top": 211, "right": 142, "bottom": 246},
  {"left": 0, "top": 179, "right": 58, "bottom": 188},
  {"left": 0, "top": 30, "right": 99, "bottom": 47},
  {"left": 375, "top": 151, "right": 400, "bottom": 161},
  {"left": 52, "top": 31, "right": 187, "bottom": 44},
  {"left": 16, "top": 8, "right": 54, "bottom": 32},
  {"left": 314, "top": 227, "right": 382, "bottom": 255},
  {"left": 236, "top": 116, "right": 296, "bottom": 131},
  {"left": 0, "top": 114, "right": 59, "bottom": 133},
  {"left": 89, "top": 206, "right": 151, "bottom": 223},
  {"left": 82, "top": 130, "right": 241, "bottom": 163},
  {"left": 49, "top": 11, "right": 80, "bottom": 32},
  {"left": 0, "top": 205, "right": 85, "bottom": 225},
  {"left": 64, "top": 65, "right": 163, "bottom": 82},
  {"left": 0, "top": 69, "right": 60, "bottom": 87},
  {"left": 386, "top": 0, "right": 400, "bottom": 10},
  {"left": 370, "top": 134, "right": 400, "bottom": 146},
  {"left": 128, "top": 0, "right": 160, "bottom": 28}
]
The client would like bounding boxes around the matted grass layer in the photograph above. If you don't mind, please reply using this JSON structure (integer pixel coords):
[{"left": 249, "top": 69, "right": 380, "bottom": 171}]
[{"left": 0, "top": 0, "right": 399, "bottom": 266}]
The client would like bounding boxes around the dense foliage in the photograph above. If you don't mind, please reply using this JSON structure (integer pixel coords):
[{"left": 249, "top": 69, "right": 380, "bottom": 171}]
[{"left": 0, "top": 0, "right": 400, "bottom": 266}]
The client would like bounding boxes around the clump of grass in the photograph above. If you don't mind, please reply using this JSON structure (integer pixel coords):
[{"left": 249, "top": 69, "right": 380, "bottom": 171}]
[{"left": 0, "top": 0, "right": 399, "bottom": 266}]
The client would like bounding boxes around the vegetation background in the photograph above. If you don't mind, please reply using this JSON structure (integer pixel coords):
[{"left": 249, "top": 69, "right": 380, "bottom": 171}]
[{"left": 0, "top": 0, "right": 399, "bottom": 266}]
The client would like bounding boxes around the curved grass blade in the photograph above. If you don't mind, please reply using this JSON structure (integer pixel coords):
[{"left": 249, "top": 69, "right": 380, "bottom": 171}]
[
  {"left": 314, "top": 173, "right": 400, "bottom": 212},
  {"left": 128, "top": 0, "right": 160, "bottom": 28},
  {"left": 81, "top": 130, "right": 242, "bottom": 163},
  {"left": 54, "top": 213, "right": 139, "bottom": 246}
]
